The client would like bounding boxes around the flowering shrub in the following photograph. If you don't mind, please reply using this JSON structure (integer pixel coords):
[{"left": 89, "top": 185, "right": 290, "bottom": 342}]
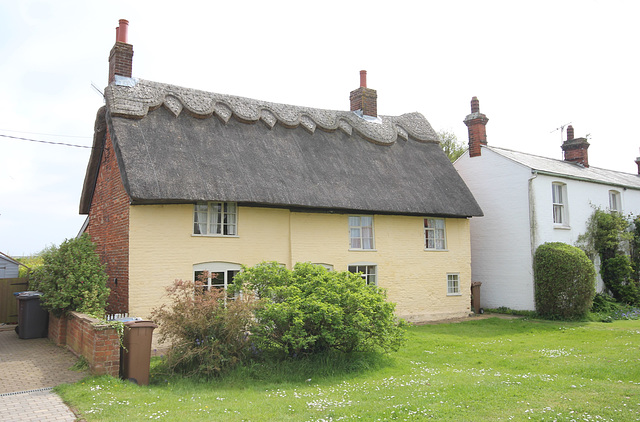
[
  {"left": 230, "top": 262, "right": 407, "bottom": 357},
  {"left": 31, "top": 234, "right": 109, "bottom": 317},
  {"left": 150, "top": 277, "right": 257, "bottom": 377}
]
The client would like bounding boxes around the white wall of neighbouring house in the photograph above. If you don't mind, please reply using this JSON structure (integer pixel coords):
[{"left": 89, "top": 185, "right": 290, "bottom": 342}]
[
  {"left": 531, "top": 173, "right": 640, "bottom": 293},
  {"left": 454, "top": 148, "right": 536, "bottom": 311},
  {"left": 457, "top": 146, "right": 640, "bottom": 311}
]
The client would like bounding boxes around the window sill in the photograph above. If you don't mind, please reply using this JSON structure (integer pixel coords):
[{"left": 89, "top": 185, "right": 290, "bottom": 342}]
[
  {"left": 349, "top": 248, "right": 377, "bottom": 252},
  {"left": 192, "top": 234, "right": 240, "bottom": 238},
  {"left": 447, "top": 293, "right": 462, "bottom": 296},
  {"left": 424, "top": 248, "right": 448, "bottom": 252},
  {"left": 553, "top": 225, "right": 571, "bottom": 230}
]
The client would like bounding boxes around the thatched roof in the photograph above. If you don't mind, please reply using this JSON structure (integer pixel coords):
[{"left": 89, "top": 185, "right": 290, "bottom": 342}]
[{"left": 80, "top": 78, "right": 482, "bottom": 217}]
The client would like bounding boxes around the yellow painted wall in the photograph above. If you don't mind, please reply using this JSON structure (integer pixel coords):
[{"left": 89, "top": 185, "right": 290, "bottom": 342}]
[{"left": 129, "top": 205, "right": 471, "bottom": 323}]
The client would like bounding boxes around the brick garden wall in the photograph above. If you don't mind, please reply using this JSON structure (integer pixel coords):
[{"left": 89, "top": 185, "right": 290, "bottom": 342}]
[
  {"left": 48, "top": 312, "right": 121, "bottom": 377},
  {"left": 85, "top": 129, "right": 131, "bottom": 314}
]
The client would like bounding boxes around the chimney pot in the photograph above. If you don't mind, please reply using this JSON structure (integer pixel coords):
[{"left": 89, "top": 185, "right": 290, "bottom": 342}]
[
  {"left": 635, "top": 157, "right": 640, "bottom": 175},
  {"left": 471, "top": 96, "right": 480, "bottom": 113},
  {"left": 567, "top": 125, "right": 574, "bottom": 140},
  {"left": 116, "top": 19, "right": 129, "bottom": 43},
  {"left": 359, "top": 70, "right": 367, "bottom": 88}
]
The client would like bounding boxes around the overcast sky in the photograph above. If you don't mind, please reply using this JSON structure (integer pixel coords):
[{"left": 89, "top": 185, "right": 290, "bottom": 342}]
[{"left": 1, "top": 0, "right": 638, "bottom": 256}]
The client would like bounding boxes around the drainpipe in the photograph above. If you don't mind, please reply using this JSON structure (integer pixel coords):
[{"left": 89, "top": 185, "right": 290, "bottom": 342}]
[
  {"left": 528, "top": 170, "right": 539, "bottom": 306},
  {"left": 528, "top": 170, "right": 539, "bottom": 256}
]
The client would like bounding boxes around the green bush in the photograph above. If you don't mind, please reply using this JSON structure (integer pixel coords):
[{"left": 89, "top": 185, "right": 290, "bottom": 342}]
[
  {"left": 533, "top": 242, "right": 596, "bottom": 320},
  {"left": 31, "top": 234, "right": 109, "bottom": 317},
  {"left": 231, "top": 262, "right": 407, "bottom": 357},
  {"left": 590, "top": 292, "right": 619, "bottom": 314},
  {"left": 151, "top": 277, "right": 257, "bottom": 377},
  {"left": 601, "top": 255, "right": 640, "bottom": 304},
  {"left": 577, "top": 208, "right": 640, "bottom": 306}
]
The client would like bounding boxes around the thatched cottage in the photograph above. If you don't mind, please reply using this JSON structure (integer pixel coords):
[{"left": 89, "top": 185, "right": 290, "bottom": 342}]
[{"left": 80, "top": 20, "right": 482, "bottom": 322}]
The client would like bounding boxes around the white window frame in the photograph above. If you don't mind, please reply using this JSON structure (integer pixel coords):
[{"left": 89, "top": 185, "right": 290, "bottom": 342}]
[
  {"left": 313, "top": 263, "right": 334, "bottom": 271},
  {"left": 193, "top": 262, "right": 242, "bottom": 296},
  {"left": 609, "top": 190, "right": 621, "bottom": 212},
  {"left": 447, "top": 273, "right": 461, "bottom": 296},
  {"left": 424, "top": 218, "right": 447, "bottom": 250},
  {"left": 349, "top": 216, "right": 375, "bottom": 250},
  {"left": 193, "top": 202, "right": 238, "bottom": 236},
  {"left": 348, "top": 263, "right": 377, "bottom": 286},
  {"left": 552, "top": 183, "right": 569, "bottom": 226}
]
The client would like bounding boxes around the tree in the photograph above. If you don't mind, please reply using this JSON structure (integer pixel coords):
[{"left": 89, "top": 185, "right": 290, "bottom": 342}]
[
  {"left": 31, "top": 234, "right": 110, "bottom": 317},
  {"left": 438, "top": 130, "right": 466, "bottom": 162}
]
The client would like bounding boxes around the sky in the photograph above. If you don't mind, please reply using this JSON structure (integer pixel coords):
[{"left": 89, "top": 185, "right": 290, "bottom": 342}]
[{"left": 0, "top": 0, "right": 639, "bottom": 256}]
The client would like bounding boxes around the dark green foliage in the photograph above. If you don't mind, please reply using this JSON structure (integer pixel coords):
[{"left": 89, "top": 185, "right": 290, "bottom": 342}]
[
  {"left": 534, "top": 242, "right": 596, "bottom": 320},
  {"left": 601, "top": 255, "right": 640, "bottom": 304},
  {"left": 231, "top": 262, "right": 407, "bottom": 357},
  {"left": 31, "top": 234, "right": 109, "bottom": 317},
  {"left": 577, "top": 209, "right": 640, "bottom": 305},
  {"left": 590, "top": 292, "right": 619, "bottom": 314},
  {"left": 631, "top": 217, "right": 640, "bottom": 283},
  {"left": 150, "top": 278, "right": 257, "bottom": 377},
  {"left": 592, "top": 210, "right": 629, "bottom": 260}
]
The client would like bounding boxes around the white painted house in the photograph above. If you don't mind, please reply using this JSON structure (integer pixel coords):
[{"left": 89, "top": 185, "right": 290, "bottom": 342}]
[{"left": 454, "top": 97, "right": 640, "bottom": 311}]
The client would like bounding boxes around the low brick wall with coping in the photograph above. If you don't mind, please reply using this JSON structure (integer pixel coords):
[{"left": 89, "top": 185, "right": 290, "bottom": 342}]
[{"left": 48, "top": 311, "right": 120, "bottom": 377}]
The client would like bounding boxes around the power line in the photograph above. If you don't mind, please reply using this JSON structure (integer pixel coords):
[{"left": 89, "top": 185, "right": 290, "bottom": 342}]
[
  {"left": 0, "top": 128, "right": 91, "bottom": 139},
  {"left": 0, "top": 133, "right": 94, "bottom": 149}
]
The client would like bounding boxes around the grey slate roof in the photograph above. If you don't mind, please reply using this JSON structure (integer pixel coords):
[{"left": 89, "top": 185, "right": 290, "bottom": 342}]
[
  {"left": 80, "top": 78, "right": 483, "bottom": 217},
  {"left": 487, "top": 146, "right": 640, "bottom": 190}
]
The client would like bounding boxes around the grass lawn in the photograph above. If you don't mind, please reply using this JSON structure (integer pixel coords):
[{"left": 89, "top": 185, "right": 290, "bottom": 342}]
[{"left": 56, "top": 316, "right": 640, "bottom": 421}]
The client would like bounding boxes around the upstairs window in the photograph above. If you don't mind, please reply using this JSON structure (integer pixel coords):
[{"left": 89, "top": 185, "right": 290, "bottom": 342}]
[
  {"left": 348, "top": 264, "right": 377, "bottom": 286},
  {"left": 609, "top": 190, "right": 621, "bottom": 212},
  {"left": 424, "top": 218, "right": 446, "bottom": 250},
  {"left": 349, "top": 216, "right": 375, "bottom": 250},
  {"left": 552, "top": 183, "right": 568, "bottom": 225},
  {"left": 194, "top": 202, "right": 237, "bottom": 236}
]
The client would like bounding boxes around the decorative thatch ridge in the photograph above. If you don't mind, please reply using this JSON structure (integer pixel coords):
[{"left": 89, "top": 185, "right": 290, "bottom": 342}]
[{"left": 105, "top": 78, "right": 438, "bottom": 145}]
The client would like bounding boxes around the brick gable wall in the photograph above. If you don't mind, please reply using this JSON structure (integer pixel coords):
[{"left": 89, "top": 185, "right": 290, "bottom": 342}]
[{"left": 85, "top": 129, "right": 130, "bottom": 314}]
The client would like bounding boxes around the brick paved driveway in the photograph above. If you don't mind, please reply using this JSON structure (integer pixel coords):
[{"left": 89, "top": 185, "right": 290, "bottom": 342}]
[{"left": 0, "top": 326, "right": 88, "bottom": 421}]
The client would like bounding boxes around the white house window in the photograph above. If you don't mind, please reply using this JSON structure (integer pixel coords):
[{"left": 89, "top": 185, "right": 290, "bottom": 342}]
[
  {"left": 552, "top": 183, "right": 568, "bottom": 225},
  {"left": 349, "top": 216, "right": 375, "bottom": 250},
  {"left": 193, "top": 262, "right": 241, "bottom": 296},
  {"left": 194, "top": 202, "right": 237, "bottom": 236},
  {"left": 313, "top": 263, "right": 334, "bottom": 271},
  {"left": 609, "top": 190, "right": 621, "bottom": 212},
  {"left": 348, "top": 264, "right": 377, "bottom": 286},
  {"left": 424, "top": 218, "right": 446, "bottom": 250},
  {"left": 447, "top": 273, "right": 460, "bottom": 295}
]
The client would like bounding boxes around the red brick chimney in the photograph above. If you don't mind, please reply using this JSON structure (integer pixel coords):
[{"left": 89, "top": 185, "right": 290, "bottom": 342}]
[
  {"left": 463, "top": 96, "right": 489, "bottom": 157},
  {"left": 561, "top": 125, "right": 590, "bottom": 167},
  {"left": 108, "top": 19, "right": 133, "bottom": 84},
  {"left": 350, "top": 70, "right": 377, "bottom": 118}
]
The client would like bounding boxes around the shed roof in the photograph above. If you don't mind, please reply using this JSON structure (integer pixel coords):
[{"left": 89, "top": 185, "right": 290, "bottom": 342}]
[{"left": 80, "top": 78, "right": 482, "bottom": 217}]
